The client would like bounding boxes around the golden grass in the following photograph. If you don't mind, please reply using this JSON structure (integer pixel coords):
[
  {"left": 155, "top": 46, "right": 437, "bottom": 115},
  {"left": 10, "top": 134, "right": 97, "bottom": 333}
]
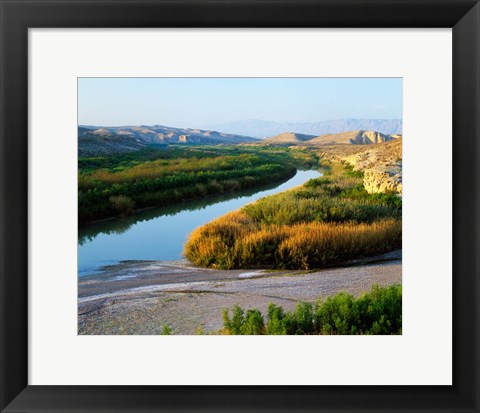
[
  {"left": 184, "top": 211, "right": 401, "bottom": 270},
  {"left": 79, "top": 154, "right": 258, "bottom": 187},
  {"left": 184, "top": 160, "right": 401, "bottom": 270},
  {"left": 277, "top": 219, "right": 401, "bottom": 269}
]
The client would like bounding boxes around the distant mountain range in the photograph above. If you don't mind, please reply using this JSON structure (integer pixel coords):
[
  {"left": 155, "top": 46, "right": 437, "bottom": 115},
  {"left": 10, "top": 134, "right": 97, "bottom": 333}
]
[
  {"left": 78, "top": 124, "right": 258, "bottom": 156},
  {"left": 204, "top": 119, "right": 403, "bottom": 139},
  {"left": 78, "top": 120, "right": 403, "bottom": 156}
]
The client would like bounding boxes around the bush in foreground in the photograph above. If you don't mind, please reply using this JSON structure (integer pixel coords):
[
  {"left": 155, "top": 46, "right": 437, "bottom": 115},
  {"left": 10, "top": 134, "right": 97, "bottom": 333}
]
[{"left": 221, "top": 284, "right": 402, "bottom": 335}]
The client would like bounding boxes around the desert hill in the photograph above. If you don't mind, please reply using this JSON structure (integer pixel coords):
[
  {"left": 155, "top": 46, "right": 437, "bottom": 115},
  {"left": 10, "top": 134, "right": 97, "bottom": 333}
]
[
  {"left": 263, "top": 132, "right": 317, "bottom": 144},
  {"left": 78, "top": 124, "right": 258, "bottom": 156},
  {"left": 319, "top": 138, "right": 403, "bottom": 195},
  {"left": 204, "top": 118, "right": 402, "bottom": 138},
  {"left": 78, "top": 134, "right": 148, "bottom": 157},
  {"left": 261, "top": 130, "right": 399, "bottom": 146},
  {"left": 308, "top": 130, "right": 397, "bottom": 145}
]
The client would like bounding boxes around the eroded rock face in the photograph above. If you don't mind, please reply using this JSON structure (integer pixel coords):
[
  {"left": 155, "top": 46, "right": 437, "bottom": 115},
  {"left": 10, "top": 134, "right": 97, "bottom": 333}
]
[
  {"left": 319, "top": 138, "right": 402, "bottom": 196},
  {"left": 308, "top": 130, "right": 398, "bottom": 146},
  {"left": 363, "top": 162, "right": 402, "bottom": 194},
  {"left": 351, "top": 130, "right": 395, "bottom": 144}
]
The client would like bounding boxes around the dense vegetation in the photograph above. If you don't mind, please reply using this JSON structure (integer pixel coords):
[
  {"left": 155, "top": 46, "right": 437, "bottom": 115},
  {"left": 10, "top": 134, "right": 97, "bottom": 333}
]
[
  {"left": 221, "top": 284, "right": 402, "bottom": 335},
  {"left": 184, "top": 161, "right": 402, "bottom": 269},
  {"left": 78, "top": 145, "right": 318, "bottom": 225}
]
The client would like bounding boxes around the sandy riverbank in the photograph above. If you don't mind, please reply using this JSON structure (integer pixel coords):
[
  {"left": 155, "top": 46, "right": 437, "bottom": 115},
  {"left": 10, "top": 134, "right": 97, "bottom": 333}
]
[{"left": 78, "top": 250, "right": 402, "bottom": 335}]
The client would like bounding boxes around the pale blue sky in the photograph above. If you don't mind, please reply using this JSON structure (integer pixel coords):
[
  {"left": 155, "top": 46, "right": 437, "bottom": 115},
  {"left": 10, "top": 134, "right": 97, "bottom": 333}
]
[{"left": 78, "top": 78, "right": 402, "bottom": 127}]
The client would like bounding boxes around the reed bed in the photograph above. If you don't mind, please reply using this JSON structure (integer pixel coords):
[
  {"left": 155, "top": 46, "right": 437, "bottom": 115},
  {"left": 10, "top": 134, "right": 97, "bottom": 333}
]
[
  {"left": 184, "top": 161, "right": 402, "bottom": 270},
  {"left": 79, "top": 146, "right": 319, "bottom": 225},
  {"left": 184, "top": 211, "right": 401, "bottom": 269}
]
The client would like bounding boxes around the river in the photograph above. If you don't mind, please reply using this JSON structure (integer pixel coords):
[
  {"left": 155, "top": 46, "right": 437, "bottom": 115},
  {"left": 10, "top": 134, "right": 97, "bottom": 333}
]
[{"left": 78, "top": 169, "right": 321, "bottom": 276}]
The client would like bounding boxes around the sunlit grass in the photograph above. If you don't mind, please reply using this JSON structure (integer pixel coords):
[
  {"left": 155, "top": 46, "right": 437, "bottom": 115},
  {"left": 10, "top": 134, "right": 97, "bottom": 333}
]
[
  {"left": 78, "top": 145, "right": 318, "bottom": 224},
  {"left": 184, "top": 161, "right": 402, "bottom": 269},
  {"left": 184, "top": 211, "right": 401, "bottom": 269}
]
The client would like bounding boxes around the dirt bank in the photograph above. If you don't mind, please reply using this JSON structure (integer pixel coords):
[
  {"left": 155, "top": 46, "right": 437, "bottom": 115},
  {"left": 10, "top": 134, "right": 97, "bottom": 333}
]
[{"left": 78, "top": 250, "right": 401, "bottom": 335}]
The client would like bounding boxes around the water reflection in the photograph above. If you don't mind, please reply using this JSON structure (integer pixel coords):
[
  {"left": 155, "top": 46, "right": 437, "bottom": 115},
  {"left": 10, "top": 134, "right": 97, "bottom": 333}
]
[
  {"left": 78, "top": 170, "right": 321, "bottom": 276},
  {"left": 78, "top": 178, "right": 295, "bottom": 246}
]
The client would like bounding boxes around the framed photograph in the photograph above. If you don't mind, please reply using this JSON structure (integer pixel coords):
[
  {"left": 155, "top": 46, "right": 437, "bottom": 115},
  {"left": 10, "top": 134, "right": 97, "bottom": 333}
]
[{"left": 1, "top": 0, "right": 478, "bottom": 412}]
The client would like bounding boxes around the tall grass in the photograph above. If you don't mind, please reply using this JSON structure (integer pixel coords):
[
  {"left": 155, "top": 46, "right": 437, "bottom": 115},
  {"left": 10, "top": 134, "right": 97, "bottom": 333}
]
[
  {"left": 221, "top": 284, "right": 402, "bottom": 335},
  {"left": 184, "top": 212, "right": 401, "bottom": 269},
  {"left": 78, "top": 146, "right": 318, "bottom": 225},
  {"left": 184, "top": 161, "right": 402, "bottom": 270}
]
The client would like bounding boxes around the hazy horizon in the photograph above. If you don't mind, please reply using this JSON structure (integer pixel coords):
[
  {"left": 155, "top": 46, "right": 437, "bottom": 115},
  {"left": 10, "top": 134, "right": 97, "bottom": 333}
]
[
  {"left": 78, "top": 78, "right": 402, "bottom": 128},
  {"left": 79, "top": 116, "right": 402, "bottom": 129}
]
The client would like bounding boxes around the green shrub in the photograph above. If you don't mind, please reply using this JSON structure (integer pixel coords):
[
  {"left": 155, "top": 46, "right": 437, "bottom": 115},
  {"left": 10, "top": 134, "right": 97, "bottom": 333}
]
[
  {"left": 161, "top": 323, "right": 172, "bottom": 335},
  {"left": 314, "top": 292, "right": 359, "bottom": 334},
  {"left": 186, "top": 159, "right": 402, "bottom": 270},
  {"left": 242, "top": 309, "right": 265, "bottom": 335},
  {"left": 221, "top": 284, "right": 402, "bottom": 335},
  {"left": 79, "top": 145, "right": 317, "bottom": 225},
  {"left": 304, "top": 177, "right": 331, "bottom": 188},
  {"left": 289, "top": 302, "right": 315, "bottom": 334},
  {"left": 109, "top": 195, "right": 135, "bottom": 216},
  {"left": 265, "top": 303, "right": 287, "bottom": 335},
  {"left": 222, "top": 305, "right": 244, "bottom": 335},
  {"left": 344, "top": 164, "right": 364, "bottom": 178},
  {"left": 222, "top": 306, "right": 265, "bottom": 335}
]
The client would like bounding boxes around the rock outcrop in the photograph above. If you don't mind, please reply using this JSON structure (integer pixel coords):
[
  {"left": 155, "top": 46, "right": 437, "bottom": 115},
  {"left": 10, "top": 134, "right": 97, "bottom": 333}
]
[
  {"left": 309, "top": 130, "right": 397, "bottom": 146},
  {"left": 320, "top": 138, "right": 402, "bottom": 196},
  {"left": 263, "top": 130, "right": 399, "bottom": 146},
  {"left": 78, "top": 124, "right": 259, "bottom": 155},
  {"left": 363, "top": 162, "right": 402, "bottom": 194}
]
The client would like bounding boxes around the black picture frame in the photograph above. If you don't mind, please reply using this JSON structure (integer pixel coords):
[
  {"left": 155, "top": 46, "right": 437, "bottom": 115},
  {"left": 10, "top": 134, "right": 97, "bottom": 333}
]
[{"left": 1, "top": 1, "right": 479, "bottom": 412}]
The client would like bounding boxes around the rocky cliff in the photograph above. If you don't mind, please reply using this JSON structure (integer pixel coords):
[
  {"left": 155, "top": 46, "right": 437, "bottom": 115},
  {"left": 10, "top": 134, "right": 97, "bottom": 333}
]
[
  {"left": 78, "top": 124, "right": 258, "bottom": 156},
  {"left": 320, "top": 138, "right": 402, "bottom": 195},
  {"left": 309, "top": 130, "right": 397, "bottom": 145}
]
